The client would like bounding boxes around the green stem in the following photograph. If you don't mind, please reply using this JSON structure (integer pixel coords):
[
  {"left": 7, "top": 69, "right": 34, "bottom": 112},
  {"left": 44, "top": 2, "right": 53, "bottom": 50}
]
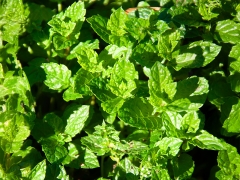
[
  {"left": 0, "top": 29, "right": 2, "bottom": 47},
  {"left": 101, "top": 155, "right": 105, "bottom": 177},
  {"left": 58, "top": 2, "right": 62, "bottom": 12}
]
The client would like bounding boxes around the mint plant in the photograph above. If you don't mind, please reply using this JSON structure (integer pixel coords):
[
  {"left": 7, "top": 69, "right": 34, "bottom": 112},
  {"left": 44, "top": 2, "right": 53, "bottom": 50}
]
[{"left": 1, "top": 0, "right": 240, "bottom": 179}]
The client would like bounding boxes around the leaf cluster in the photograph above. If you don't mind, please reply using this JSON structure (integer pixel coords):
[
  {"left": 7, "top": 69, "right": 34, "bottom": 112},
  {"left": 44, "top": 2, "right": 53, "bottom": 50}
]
[{"left": 1, "top": 0, "right": 240, "bottom": 179}]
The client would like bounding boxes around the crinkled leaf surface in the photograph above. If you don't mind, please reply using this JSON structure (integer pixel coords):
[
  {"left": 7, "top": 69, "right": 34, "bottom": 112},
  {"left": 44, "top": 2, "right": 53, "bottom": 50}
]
[
  {"left": 62, "top": 105, "right": 91, "bottom": 138},
  {"left": 76, "top": 47, "right": 104, "bottom": 73},
  {"left": 45, "top": 164, "right": 69, "bottom": 180},
  {"left": 28, "top": 160, "right": 46, "bottom": 180},
  {"left": 228, "top": 43, "right": 240, "bottom": 92},
  {"left": 81, "top": 122, "right": 122, "bottom": 156},
  {"left": 107, "top": 7, "right": 128, "bottom": 36},
  {"left": 87, "top": 15, "right": 110, "bottom": 43},
  {"left": 41, "top": 62, "right": 71, "bottom": 91},
  {"left": 215, "top": 19, "right": 240, "bottom": 44},
  {"left": 107, "top": 59, "right": 138, "bottom": 99},
  {"left": 0, "top": 111, "right": 33, "bottom": 153},
  {"left": 125, "top": 18, "right": 149, "bottom": 41},
  {"left": 101, "top": 97, "right": 125, "bottom": 114},
  {"left": 63, "top": 142, "right": 99, "bottom": 169},
  {"left": 40, "top": 135, "right": 68, "bottom": 164},
  {"left": 148, "top": 61, "right": 173, "bottom": 111},
  {"left": 222, "top": 98, "right": 240, "bottom": 134},
  {"left": 216, "top": 144, "right": 240, "bottom": 179},
  {"left": 171, "top": 153, "right": 194, "bottom": 179},
  {"left": 118, "top": 97, "right": 163, "bottom": 129},
  {"left": 190, "top": 130, "right": 226, "bottom": 150},
  {"left": 154, "top": 137, "right": 183, "bottom": 157},
  {"left": 174, "top": 40, "right": 221, "bottom": 70}
]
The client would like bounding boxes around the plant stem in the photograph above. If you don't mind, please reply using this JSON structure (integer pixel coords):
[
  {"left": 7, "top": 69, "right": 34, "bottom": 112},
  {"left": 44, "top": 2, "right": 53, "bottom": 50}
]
[{"left": 101, "top": 155, "right": 105, "bottom": 177}]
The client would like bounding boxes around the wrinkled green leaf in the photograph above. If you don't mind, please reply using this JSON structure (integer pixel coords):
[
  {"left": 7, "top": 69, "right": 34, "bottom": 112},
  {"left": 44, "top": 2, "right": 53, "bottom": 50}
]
[
  {"left": 28, "top": 160, "right": 46, "bottom": 180},
  {"left": 63, "top": 142, "right": 99, "bottom": 169},
  {"left": 171, "top": 153, "right": 195, "bottom": 179},
  {"left": 215, "top": 19, "right": 240, "bottom": 44},
  {"left": 190, "top": 130, "right": 226, "bottom": 150},
  {"left": 62, "top": 105, "right": 91, "bottom": 138},
  {"left": 41, "top": 62, "right": 71, "bottom": 92},
  {"left": 222, "top": 98, "right": 240, "bottom": 134},
  {"left": 118, "top": 97, "right": 163, "bottom": 129},
  {"left": 87, "top": 15, "right": 110, "bottom": 43},
  {"left": 216, "top": 144, "right": 240, "bottom": 179},
  {"left": 107, "top": 59, "right": 138, "bottom": 99},
  {"left": 40, "top": 136, "right": 68, "bottom": 164},
  {"left": 0, "top": 111, "right": 33, "bottom": 153},
  {"left": 174, "top": 40, "right": 221, "bottom": 70},
  {"left": 148, "top": 61, "right": 173, "bottom": 110},
  {"left": 107, "top": 7, "right": 128, "bottom": 36},
  {"left": 154, "top": 137, "right": 183, "bottom": 157}
]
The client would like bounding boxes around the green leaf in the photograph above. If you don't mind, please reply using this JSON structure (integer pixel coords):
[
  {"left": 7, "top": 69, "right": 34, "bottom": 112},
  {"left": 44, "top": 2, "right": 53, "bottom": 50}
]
[
  {"left": 23, "top": 58, "right": 47, "bottom": 86},
  {"left": 125, "top": 18, "right": 149, "bottom": 41},
  {"left": 208, "top": 74, "right": 234, "bottom": 109},
  {"left": 118, "top": 97, "right": 163, "bottom": 129},
  {"left": 48, "top": 18, "right": 76, "bottom": 38},
  {"left": 157, "top": 30, "right": 181, "bottom": 60},
  {"left": 63, "top": 68, "right": 97, "bottom": 101},
  {"left": 162, "top": 111, "right": 184, "bottom": 137},
  {"left": 131, "top": 42, "right": 158, "bottom": 67},
  {"left": 101, "top": 97, "right": 125, "bottom": 114},
  {"left": 90, "top": 77, "right": 117, "bottom": 102},
  {"left": 67, "top": 39, "right": 99, "bottom": 60},
  {"left": 30, "top": 28, "right": 50, "bottom": 49},
  {"left": 171, "top": 153, "right": 195, "bottom": 179},
  {"left": 154, "top": 137, "right": 183, "bottom": 157},
  {"left": 64, "top": 1, "right": 85, "bottom": 22},
  {"left": 148, "top": 61, "right": 173, "bottom": 111},
  {"left": 48, "top": 1, "right": 85, "bottom": 43},
  {"left": 169, "top": 6, "right": 206, "bottom": 27},
  {"left": 152, "top": 168, "right": 171, "bottom": 180},
  {"left": 45, "top": 164, "right": 69, "bottom": 180},
  {"left": 41, "top": 62, "right": 71, "bottom": 92},
  {"left": 76, "top": 47, "right": 104, "bottom": 73},
  {"left": 181, "top": 111, "right": 204, "bottom": 133},
  {"left": 9, "top": 146, "right": 42, "bottom": 178},
  {"left": 40, "top": 136, "right": 68, "bottom": 164},
  {"left": 109, "top": 34, "right": 134, "bottom": 47},
  {"left": 0, "top": 0, "right": 27, "bottom": 43},
  {"left": 0, "top": 76, "right": 34, "bottom": 108},
  {"left": 0, "top": 111, "right": 33, "bottom": 153},
  {"left": 107, "top": 59, "right": 138, "bottom": 99},
  {"left": 174, "top": 40, "right": 221, "bottom": 70},
  {"left": 63, "top": 141, "right": 99, "bottom": 169},
  {"left": 81, "top": 122, "right": 122, "bottom": 156},
  {"left": 43, "top": 113, "right": 64, "bottom": 133},
  {"left": 25, "top": 3, "right": 54, "bottom": 33},
  {"left": 87, "top": 15, "right": 110, "bottom": 43},
  {"left": 52, "top": 35, "right": 76, "bottom": 50},
  {"left": 113, "top": 157, "right": 139, "bottom": 179},
  {"left": 222, "top": 98, "right": 240, "bottom": 134},
  {"left": 107, "top": 7, "right": 128, "bottom": 36},
  {"left": 228, "top": 44, "right": 240, "bottom": 92},
  {"left": 216, "top": 144, "right": 240, "bottom": 179},
  {"left": 126, "top": 130, "right": 149, "bottom": 142},
  {"left": 171, "top": 76, "right": 209, "bottom": 110},
  {"left": 62, "top": 105, "right": 91, "bottom": 138},
  {"left": 215, "top": 19, "right": 240, "bottom": 44},
  {"left": 63, "top": 86, "right": 83, "bottom": 102},
  {"left": 190, "top": 130, "right": 226, "bottom": 150},
  {"left": 28, "top": 160, "right": 46, "bottom": 180},
  {"left": 197, "top": 0, "right": 221, "bottom": 20}
]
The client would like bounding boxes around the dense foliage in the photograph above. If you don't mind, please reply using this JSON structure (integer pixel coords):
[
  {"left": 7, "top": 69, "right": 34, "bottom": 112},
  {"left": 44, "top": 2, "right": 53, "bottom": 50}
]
[{"left": 1, "top": 0, "right": 240, "bottom": 179}]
